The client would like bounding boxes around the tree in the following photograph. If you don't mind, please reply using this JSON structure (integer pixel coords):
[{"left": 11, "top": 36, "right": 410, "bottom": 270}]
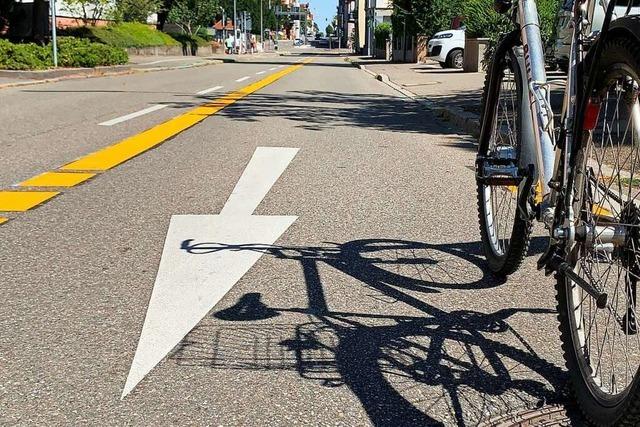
[
  {"left": 168, "top": 0, "right": 219, "bottom": 35},
  {"left": 63, "top": 0, "right": 113, "bottom": 25},
  {"left": 325, "top": 24, "right": 333, "bottom": 36},
  {"left": 113, "top": 0, "right": 161, "bottom": 23},
  {"left": 156, "top": 0, "right": 175, "bottom": 30}
]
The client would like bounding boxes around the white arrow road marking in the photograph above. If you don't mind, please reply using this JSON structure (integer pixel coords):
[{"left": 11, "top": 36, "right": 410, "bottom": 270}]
[
  {"left": 99, "top": 104, "right": 168, "bottom": 126},
  {"left": 122, "top": 147, "right": 299, "bottom": 398}
]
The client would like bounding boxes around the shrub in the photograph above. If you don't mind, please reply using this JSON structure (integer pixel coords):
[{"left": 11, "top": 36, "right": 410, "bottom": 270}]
[
  {"left": 0, "top": 39, "right": 51, "bottom": 70},
  {"left": 57, "top": 37, "right": 128, "bottom": 67},
  {"left": 0, "top": 37, "right": 128, "bottom": 70},
  {"left": 463, "top": 0, "right": 561, "bottom": 46},
  {"left": 462, "top": 0, "right": 562, "bottom": 67},
  {"left": 374, "top": 22, "right": 392, "bottom": 49}
]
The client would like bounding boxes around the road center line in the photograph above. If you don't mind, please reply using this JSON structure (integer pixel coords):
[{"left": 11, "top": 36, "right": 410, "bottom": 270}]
[
  {"left": 61, "top": 61, "right": 310, "bottom": 171},
  {"left": 196, "top": 85, "right": 223, "bottom": 95},
  {"left": 236, "top": 76, "right": 251, "bottom": 82},
  {"left": 99, "top": 105, "right": 168, "bottom": 127},
  {"left": 0, "top": 59, "right": 312, "bottom": 225}
]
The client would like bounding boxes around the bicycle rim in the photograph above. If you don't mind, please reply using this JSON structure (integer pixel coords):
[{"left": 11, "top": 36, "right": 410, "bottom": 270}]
[{"left": 564, "top": 48, "right": 640, "bottom": 408}]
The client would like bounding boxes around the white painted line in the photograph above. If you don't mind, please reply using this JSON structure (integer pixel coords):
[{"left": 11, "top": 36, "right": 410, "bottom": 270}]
[
  {"left": 277, "top": 65, "right": 285, "bottom": 68},
  {"left": 256, "top": 71, "right": 266, "bottom": 75},
  {"left": 269, "top": 67, "right": 277, "bottom": 71},
  {"left": 221, "top": 147, "right": 299, "bottom": 216},
  {"left": 236, "top": 76, "right": 251, "bottom": 82},
  {"left": 98, "top": 104, "right": 168, "bottom": 126},
  {"left": 196, "top": 85, "right": 224, "bottom": 95},
  {"left": 122, "top": 147, "right": 300, "bottom": 397}
]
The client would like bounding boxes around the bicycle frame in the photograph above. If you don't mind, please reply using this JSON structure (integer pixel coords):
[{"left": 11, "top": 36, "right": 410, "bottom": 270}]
[{"left": 516, "top": 0, "right": 621, "bottom": 241}]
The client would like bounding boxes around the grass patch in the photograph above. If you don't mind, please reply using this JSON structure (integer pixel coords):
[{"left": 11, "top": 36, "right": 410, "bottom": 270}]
[{"left": 63, "top": 22, "right": 179, "bottom": 48}]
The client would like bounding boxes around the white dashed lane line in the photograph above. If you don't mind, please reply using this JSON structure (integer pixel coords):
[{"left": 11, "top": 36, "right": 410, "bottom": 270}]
[
  {"left": 98, "top": 104, "right": 168, "bottom": 126},
  {"left": 196, "top": 85, "right": 224, "bottom": 95},
  {"left": 236, "top": 76, "right": 251, "bottom": 82}
]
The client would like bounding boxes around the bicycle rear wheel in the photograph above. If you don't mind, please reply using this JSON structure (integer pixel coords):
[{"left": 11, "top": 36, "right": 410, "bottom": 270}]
[
  {"left": 477, "top": 46, "right": 533, "bottom": 276},
  {"left": 557, "top": 37, "right": 640, "bottom": 426}
]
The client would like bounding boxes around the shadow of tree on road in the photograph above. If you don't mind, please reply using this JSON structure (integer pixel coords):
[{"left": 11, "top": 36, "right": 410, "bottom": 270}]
[
  {"left": 214, "top": 90, "right": 464, "bottom": 136},
  {"left": 171, "top": 238, "right": 579, "bottom": 426}
]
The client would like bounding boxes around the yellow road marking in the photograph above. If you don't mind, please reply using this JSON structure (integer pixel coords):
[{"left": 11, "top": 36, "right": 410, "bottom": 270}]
[
  {"left": 0, "top": 191, "right": 59, "bottom": 211},
  {"left": 592, "top": 204, "right": 615, "bottom": 218},
  {"left": 0, "top": 217, "right": 8, "bottom": 225},
  {"left": 19, "top": 171, "right": 96, "bottom": 187},
  {"left": 535, "top": 181, "right": 543, "bottom": 205},
  {"left": 61, "top": 61, "right": 310, "bottom": 171}
]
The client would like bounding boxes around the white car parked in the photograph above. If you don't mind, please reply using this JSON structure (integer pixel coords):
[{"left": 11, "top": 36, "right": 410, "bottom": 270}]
[{"left": 427, "top": 29, "right": 465, "bottom": 69}]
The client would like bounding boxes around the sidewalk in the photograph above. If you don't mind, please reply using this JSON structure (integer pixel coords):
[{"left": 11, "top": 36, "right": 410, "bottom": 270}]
[
  {"left": 351, "top": 57, "right": 567, "bottom": 137},
  {"left": 0, "top": 55, "right": 225, "bottom": 90},
  {"left": 352, "top": 58, "right": 484, "bottom": 136},
  {"left": 0, "top": 51, "right": 285, "bottom": 90}
]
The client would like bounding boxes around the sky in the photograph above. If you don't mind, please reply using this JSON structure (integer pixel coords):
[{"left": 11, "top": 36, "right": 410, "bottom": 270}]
[{"left": 310, "top": 0, "right": 338, "bottom": 28}]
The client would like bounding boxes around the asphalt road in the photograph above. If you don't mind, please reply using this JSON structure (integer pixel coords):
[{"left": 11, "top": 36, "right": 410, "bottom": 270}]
[{"left": 1, "top": 53, "right": 570, "bottom": 425}]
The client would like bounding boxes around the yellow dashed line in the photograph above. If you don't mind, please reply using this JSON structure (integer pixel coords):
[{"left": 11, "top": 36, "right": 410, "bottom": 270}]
[
  {"left": 61, "top": 62, "right": 309, "bottom": 171},
  {"left": 0, "top": 191, "right": 59, "bottom": 211},
  {"left": 19, "top": 171, "right": 96, "bottom": 187},
  {"left": 0, "top": 60, "right": 310, "bottom": 222}
]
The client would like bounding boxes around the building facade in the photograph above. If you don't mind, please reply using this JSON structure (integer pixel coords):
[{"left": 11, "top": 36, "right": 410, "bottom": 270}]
[{"left": 364, "top": 0, "right": 392, "bottom": 56}]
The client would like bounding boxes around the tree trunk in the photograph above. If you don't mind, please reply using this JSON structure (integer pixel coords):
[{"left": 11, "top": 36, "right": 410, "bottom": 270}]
[
  {"left": 156, "top": 0, "right": 174, "bottom": 31},
  {"left": 31, "top": 0, "right": 48, "bottom": 45}
]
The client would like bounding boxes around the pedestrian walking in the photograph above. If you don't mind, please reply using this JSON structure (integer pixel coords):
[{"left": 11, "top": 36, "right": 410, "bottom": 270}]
[
  {"left": 250, "top": 34, "right": 257, "bottom": 54},
  {"left": 225, "top": 34, "right": 234, "bottom": 54}
]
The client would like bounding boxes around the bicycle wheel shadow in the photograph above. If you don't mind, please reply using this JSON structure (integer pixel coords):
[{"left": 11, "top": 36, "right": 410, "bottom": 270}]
[{"left": 171, "top": 237, "right": 572, "bottom": 426}]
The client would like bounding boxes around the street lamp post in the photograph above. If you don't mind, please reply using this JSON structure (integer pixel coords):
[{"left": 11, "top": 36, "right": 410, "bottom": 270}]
[
  {"left": 51, "top": 0, "right": 58, "bottom": 67},
  {"left": 233, "top": 0, "right": 238, "bottom": 53},
  {"left": 219, "top": 7, "right": 226, "bottom": 42}
]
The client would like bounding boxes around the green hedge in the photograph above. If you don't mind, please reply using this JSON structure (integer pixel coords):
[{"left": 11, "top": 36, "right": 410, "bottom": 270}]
[
  {"left": 374, "top": 23, "right": 392, "bottom": 50},
  {"left": 63, "top": 22, "right": 179, "bottom": 48},
  {"left": 462, "top": 0, "right": 560, "bottom": 46},
  {"left": 0, "top": 37, "right": 128, "bottom": 70}
]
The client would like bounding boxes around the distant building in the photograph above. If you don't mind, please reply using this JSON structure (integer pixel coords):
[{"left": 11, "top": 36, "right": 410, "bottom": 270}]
[{"left": 364, "top": 0, "right": 392, "bottom": 56}]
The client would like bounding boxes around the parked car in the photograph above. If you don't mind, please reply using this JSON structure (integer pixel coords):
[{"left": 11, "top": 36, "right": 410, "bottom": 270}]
[
  {"left": 427, "top": 29, "right": 465, "bottom": 69},
  {"left": 552, "top": 0, "right": 640, "bottom": 72}
]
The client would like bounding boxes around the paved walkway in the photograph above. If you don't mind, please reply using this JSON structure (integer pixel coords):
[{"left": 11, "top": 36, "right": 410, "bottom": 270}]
[
  {"left": 355, "top": 58, "right": 485, "bottom": 115},
  {"left": 352, "top": 57, "right": 568, "bottom": 137}
]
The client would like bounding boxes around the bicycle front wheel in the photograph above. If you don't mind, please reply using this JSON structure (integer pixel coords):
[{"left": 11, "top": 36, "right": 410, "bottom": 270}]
[
  {"left": 477, "top": 45, "right": 533, "bottom": 276},
  {"left": 558, "top": 36, "right": 640, "bottom": 426}
]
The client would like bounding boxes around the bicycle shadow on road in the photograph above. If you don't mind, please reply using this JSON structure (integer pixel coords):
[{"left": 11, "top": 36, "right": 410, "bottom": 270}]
[{"left": 171, "top": 238, "right": 573, "bottom": 426}]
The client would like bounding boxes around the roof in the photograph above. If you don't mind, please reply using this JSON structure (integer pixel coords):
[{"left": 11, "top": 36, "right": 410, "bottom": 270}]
[{"left": 213, "top": 20, "right": 235, "bottom": 31}]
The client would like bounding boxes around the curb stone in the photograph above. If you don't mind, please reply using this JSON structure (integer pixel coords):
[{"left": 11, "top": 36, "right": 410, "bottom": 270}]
[
  {"left": 351, "top": 61, "right": 481, "bottom": 138},
  {"left": 0, "top": 59, "right": 223, "bottom": 90}
]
